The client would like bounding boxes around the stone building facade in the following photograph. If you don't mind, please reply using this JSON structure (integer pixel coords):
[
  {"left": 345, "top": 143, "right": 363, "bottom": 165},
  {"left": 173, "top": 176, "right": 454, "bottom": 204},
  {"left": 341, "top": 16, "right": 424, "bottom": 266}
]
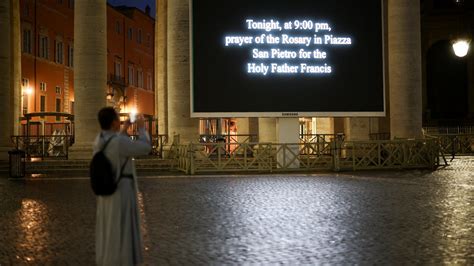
[{"left": 18, "top": 0, "right": 155, "bottom": 128}]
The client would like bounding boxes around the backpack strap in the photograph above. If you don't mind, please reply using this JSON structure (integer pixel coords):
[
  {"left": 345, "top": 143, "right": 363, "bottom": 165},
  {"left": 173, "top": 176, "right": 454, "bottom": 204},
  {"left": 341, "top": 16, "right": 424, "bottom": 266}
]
[
  {"left": 101, "top": 134, "right": 116, "bottom": 151},
  {"left": 102, "top": 134, "right": 132, "bottom": 181},
  {"left": 119, "top": 157, "right": 130, "bottom": 178}
]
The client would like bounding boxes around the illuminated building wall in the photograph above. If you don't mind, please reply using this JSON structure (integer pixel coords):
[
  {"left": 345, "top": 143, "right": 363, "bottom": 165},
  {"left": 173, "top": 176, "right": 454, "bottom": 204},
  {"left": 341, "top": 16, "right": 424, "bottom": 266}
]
[{"left": 19, "top": 0, "right": 155, "bottom": 124}]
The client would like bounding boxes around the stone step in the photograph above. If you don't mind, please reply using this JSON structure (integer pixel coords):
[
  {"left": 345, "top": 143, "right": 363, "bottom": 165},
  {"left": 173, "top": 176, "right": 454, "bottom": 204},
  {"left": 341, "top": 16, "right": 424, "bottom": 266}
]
[{"left": 0, "top": 159, "right": 175, "bottom": 175}]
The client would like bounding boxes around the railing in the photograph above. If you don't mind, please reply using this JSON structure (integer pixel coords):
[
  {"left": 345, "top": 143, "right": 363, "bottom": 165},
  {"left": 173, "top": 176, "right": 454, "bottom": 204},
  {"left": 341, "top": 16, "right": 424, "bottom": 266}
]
[
  {"left": 425, "top": 133, "right": 474, "bottom": 156},
  {"left": 174, "top": 139, "right": 440, "bottom": 174},
  {"left": 369, "top": 132, "right": 391, "bottom": 141},
  {"left": 11, "top": 135, "right": 73, "bottom": 160},
  {"left": 129, "top": 134, "right": 168, "bottom": 158},
  {"left": 336, "top": 139, "right": 440, "bottom": 171},
  {"left": 11, "top": 134, "right": 169, "bottom": 160},
  {"left": 423, "top": 126, "right": 474, "bottom": 134},
  {"left": 299, "top": 134, "right": 343, "bottom": 155},
  {"left": 108, "top": 74, "right": 127, "bottom": 87},
  {"left": 199, "top": 134, "right": 258, "bottom": 154}
]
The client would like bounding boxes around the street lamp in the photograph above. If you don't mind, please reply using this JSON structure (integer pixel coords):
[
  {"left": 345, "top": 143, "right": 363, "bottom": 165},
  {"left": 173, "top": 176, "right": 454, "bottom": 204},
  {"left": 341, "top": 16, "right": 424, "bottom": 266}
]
[
  {"left": 452, "top": 39, "right": 470, "bottom": 57},
  {"left": 24, "top": 87, "right": 33, "bottom": 95},
  {"left": 452, "top": 0, "right": 470, "bottom": 57},
  {"left": 22, "top": 86, "right": 33, "bottom": 115},
  {"left": 106, "top": 92, "right": 114, "bottom": 100}
]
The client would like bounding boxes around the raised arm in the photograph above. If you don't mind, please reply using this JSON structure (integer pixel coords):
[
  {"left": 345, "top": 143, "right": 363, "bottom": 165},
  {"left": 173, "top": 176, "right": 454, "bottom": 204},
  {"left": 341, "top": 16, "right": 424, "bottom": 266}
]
[{"left": 119, "top": 116, "right": 152, "bottom": 157}]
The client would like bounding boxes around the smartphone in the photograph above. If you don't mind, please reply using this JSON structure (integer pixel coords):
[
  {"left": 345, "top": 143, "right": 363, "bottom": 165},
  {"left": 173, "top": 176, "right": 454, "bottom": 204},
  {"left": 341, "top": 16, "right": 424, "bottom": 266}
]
[{"left": 129, "top": 112, "right": 137, "bottom": 123}]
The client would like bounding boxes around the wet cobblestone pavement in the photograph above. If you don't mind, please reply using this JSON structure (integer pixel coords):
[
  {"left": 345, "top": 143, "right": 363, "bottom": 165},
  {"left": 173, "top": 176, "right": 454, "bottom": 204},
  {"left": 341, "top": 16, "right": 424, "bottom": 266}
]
[{"left": 0, "top": 158, "right": 473, "bottom": 265}]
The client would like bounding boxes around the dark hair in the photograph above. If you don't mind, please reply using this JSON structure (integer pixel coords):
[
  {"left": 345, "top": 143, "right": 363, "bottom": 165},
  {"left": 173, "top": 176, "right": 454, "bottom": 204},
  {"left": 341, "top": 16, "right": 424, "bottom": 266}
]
[{"left": 98, "top": 107, "right": 119, "bottom": 130}]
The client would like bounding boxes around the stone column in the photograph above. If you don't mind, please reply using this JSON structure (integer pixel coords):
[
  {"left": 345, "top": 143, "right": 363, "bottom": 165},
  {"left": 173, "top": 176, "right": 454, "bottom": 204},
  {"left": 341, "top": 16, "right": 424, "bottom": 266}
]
[
  {"left": 236, "top": 118, "right": 259, "bottom": 142},
  {"left": 258, "top": 118, "right": 277, "bottom": 143},
  {"left": 344, "top": 118, "right": 371, "bottom": 141},
  {"left": 276, "top": 118, "right": 300, "bottom": 168},
  {"left": 156, "top": 0, "right": 168, "bottom": 136},
  {"left": 333, "top": 118, "right": 345, "bottom": 134},
  {"left": 315, "top": 118, "right": 334, "bottom": 134},
  {"left": 11, "top": 0, "right": 20, "bottom": 136},
  {"left": 236, "top": 118, "right": 249, "bottom": 143},
  {"left": 388, "top": 0, "right": 423, "bottom": 139},
  {"left": 0, "top": 0, "right": 13, "bottom": 160},
  {"left": 167, "top": 0, "right": 199, "bottom": 143},
  {"left": 72, "top": 0, "right": 107, "bottom": 157}
]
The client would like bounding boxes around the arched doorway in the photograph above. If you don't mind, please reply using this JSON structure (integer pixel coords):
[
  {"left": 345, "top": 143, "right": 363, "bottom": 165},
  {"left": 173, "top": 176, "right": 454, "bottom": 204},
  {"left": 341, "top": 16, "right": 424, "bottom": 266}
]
[{"left": 426, "top": 40, "right": 469, "bottom": 123}]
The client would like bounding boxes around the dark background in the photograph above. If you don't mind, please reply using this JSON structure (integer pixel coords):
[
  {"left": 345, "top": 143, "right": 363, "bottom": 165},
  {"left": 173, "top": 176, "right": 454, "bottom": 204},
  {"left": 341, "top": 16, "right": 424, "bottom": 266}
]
[{"left": 192, "top": 0, "right": 384, "bottom": 115}]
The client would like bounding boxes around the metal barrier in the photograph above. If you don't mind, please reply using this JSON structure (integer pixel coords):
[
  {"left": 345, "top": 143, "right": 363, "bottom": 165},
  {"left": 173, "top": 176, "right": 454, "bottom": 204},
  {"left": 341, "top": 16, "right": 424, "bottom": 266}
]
[
  {"left": 425, "top": 133, "right": 474, "bottom": 156},
  {"left": 199, "top": 134, "right": 258, "bottom": 155},
  {"left": 11, "top": 134, "right": 169, "bottom": 160},
  {"left": 129, "top": 134, "right": 168, "bottom": 158},
  {"left": 369, "top": 133, "right": 391, "bottom": 140},
  {"left": 11, "top": 135, "right": 72, "bottom": 159},
  {"left": 423, "top": 126, "right": 474, "bottom": 134},
  {"left": 336, "top": 139, "right": 440, "bottom": 171},
  {"left": 299, "top": 134, "right": 344, "bottom": 155},
  {"left": 174, "top": 139, "right": 440, "bottom": 174}
]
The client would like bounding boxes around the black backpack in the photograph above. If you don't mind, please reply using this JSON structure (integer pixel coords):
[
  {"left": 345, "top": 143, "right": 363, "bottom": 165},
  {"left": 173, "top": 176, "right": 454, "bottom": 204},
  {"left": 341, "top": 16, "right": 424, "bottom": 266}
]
[{"left": 90, "top": 136, "right": 127, "bottom": 196}]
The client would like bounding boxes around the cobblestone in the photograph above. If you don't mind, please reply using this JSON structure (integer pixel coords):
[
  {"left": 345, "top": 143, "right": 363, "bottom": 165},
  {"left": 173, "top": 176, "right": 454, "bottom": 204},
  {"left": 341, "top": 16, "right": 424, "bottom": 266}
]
[{"left": 0, "top": 158, "right": 473, "bottom": 264}]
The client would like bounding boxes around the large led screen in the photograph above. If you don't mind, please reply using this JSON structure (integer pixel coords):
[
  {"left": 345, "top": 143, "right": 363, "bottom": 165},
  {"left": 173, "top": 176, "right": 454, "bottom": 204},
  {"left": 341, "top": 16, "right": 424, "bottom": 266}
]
[{"left": 191, "top": 0, "right": 385, "bottom": 117}]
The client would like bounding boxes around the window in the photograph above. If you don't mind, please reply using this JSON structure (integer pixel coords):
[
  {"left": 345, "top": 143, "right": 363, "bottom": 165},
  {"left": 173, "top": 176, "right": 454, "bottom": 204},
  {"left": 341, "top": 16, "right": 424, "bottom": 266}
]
[
  {"left": 137, "top": 29, "right": 142, "bottom": 44},
  {"left": 55, "top": 86, "right": 61, "bottom": 94},
  {"left": 39, "top": 35, "right": 49, "bottom": 59},
  {"left": 23, "top": 29, "right": 32, "bottom": 53},
  {"left": 128, "top": 65, "right": 134, "bottom": 85},
  {"left": 22, "top": 78, "right": 29, "bottom": 88},
  {"left": 56, "top": 98, "right": 61, "bottom": 120},
  {"left": 67, "top": 45, "right": 73, "bottom": 67},
  {"left": 147, "top": 73, "right": 152, "bottom": 90},
  {"left": 70, "top": 101, "right": 74, "bottom": 114},
  {"left": 23, "top": 102, "right": 28, "bottom": 115},
  {"left": 116, "top": 21, "right": 121, "bottom": 34},
  {"left": 68, "top": 0, "right": 74, "bottom": 9},
  {"left": 22, "top": 78, "right": 30, "bottom": 114},
  {"left": 40, "top": 82, "right": 47, "bottom": 92},
  {"left": 40, "top": 96, "right": 46, "bottom": 112},
  {"left": 137, "top": 69, "right": 143, "bottom": 88},
  {"left": 128, "top": 28, "right": 133, "bottom": 40},
  {"left": 57, "top": 0, "right": 63, "bottom": 4},
  {"left": 114, "top": 61, "right": 122, "bottom": 77},
  {"left": 146, "top": 34, "right": 151, "bottom": 47},
  {"left": 55, "top": 41, "right": 63, "bottom": 64}
]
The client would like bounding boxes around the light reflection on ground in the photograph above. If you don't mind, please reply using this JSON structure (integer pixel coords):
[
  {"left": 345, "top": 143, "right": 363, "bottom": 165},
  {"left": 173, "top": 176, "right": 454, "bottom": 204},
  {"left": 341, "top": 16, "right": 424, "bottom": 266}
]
[{"left": 0, "top": 157, "right": 473, "bottom": 264}]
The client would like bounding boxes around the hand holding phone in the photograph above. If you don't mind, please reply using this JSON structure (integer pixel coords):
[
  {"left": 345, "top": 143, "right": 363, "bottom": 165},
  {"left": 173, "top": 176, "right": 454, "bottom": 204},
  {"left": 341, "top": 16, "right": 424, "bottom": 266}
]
[{"left": 129, "top": 110, "right": 137, "bottom": 123}]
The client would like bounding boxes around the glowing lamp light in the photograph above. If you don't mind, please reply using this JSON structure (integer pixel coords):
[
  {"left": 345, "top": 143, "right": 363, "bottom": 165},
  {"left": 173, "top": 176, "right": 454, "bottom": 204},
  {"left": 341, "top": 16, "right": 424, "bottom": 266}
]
[
  {"left": 106, "top": 92, "right": 114, "bottom": 100},
  {"left": 129, "top": 108, "right": 138, "bottom": 123},
  {"left": 24, "top": 87, "right": 33, "bottom": 95},
  {"left": 452, "top": 40, "right": 470, "bottom": 57}
]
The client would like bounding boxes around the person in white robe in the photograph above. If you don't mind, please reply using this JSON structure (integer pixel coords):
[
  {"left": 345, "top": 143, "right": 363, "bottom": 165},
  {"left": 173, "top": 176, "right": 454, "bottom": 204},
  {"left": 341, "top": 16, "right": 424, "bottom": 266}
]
[{"left": 93, "top": 107, "right": 151, "bottom": 266}]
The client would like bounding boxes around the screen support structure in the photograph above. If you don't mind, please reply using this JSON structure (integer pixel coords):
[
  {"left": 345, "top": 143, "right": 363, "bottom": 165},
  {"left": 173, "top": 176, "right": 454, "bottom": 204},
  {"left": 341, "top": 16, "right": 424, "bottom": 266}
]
[{"left": 276, "top": 118, "right": 300, "bottom": 168}]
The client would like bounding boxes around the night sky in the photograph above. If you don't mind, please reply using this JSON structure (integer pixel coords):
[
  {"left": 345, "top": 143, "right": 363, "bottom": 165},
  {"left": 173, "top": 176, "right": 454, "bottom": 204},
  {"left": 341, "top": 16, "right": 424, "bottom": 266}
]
[{"left": 108, "top": 0, "right": 156, "bottom": 17}]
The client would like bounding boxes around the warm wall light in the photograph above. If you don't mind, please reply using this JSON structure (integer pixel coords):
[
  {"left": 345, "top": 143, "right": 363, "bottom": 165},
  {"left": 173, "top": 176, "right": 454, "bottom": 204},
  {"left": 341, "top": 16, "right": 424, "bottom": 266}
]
[
  {"left": 106, "top": 92, "right": 114, "bottom": 100},
  {"left": 452, "top": 40, "right": 470, "bottom": 57},
  {"left": 24, "top": 87, "right": 33, "bottom": 95}
]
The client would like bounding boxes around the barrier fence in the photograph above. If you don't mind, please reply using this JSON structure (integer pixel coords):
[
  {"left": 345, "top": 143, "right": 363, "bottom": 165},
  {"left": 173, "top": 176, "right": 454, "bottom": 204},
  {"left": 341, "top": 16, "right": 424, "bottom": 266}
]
[
  {"left": 173, "top": 139, "right": 441, "bottom": 174},
  {"left": 425, "top": 134, "right": 474, "bottom": 156},
  {"left": 11, "top": 135, "right": 73, "bottom": 160},
  {"left": 11, "top": 134, "right": 169, "bottom": 160}
]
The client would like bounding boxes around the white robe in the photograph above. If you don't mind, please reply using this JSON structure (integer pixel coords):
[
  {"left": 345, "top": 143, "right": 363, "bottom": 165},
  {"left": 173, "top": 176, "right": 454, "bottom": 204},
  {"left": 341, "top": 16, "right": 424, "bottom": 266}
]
[{"left": 93, "top": 128, "right": 151, "bottom": 266}]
